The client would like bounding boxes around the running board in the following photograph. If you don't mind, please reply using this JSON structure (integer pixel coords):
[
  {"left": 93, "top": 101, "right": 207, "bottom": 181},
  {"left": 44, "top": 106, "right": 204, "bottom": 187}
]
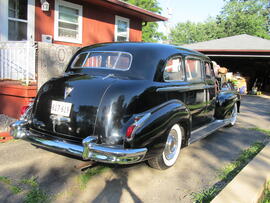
[{"left": 188, "top": 119, "right": 231, "bottom": 145}]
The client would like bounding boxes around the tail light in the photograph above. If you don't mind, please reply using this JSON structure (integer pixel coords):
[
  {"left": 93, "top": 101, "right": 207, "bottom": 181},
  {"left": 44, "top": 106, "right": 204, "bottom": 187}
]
[
  {"left": 20, "top": 98, "right": 34, "bottom": 119},
  {"left": 20, "top": 105, "right": 29, "bottom": 116},
  {"left": 125, "top": 113, "right": 151, "bottom": 141}
]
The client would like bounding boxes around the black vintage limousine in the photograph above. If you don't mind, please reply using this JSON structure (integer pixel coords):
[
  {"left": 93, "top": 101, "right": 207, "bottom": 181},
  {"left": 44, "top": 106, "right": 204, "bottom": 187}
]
[{"left": 10, "top": 43, "right": 240, "bottom": 170}]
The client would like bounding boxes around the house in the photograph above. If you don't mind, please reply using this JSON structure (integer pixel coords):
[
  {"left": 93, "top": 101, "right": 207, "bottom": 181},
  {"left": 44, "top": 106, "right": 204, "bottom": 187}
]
[
  {"left": 0, "top": 0, "right": 167, "bottom": 45},
  {"left": 0, "top": 0, "right": 167, "bottom": 118}
]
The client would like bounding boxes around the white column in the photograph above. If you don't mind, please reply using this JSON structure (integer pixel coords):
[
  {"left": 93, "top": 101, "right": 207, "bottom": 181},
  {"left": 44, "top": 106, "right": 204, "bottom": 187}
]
[
  {"left": 0, "top": 0, "right": 8, "bottom": 41},
  {"left": 28, "top": 0, "right": 35, "bottom": 41}
]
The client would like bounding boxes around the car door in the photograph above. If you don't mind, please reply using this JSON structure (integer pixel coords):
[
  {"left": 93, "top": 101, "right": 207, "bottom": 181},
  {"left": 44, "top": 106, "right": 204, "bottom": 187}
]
[
  {"left": 184, "top": 57, "right": 208, "bottom": 130},
  {"left": 204, "top": 61, "right": 217, "bottom": 122},
  {"left": 163, "top": 55, "right": 186, "bottom": 103}
]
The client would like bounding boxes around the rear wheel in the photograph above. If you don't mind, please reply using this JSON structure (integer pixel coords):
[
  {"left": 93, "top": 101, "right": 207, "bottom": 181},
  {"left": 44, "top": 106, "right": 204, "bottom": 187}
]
[
  {"left": 227, "top": 103, "right": 238, "bottom": 127},
  {"left": 148, "top": 124, "right": 183, "bottom": 170}
]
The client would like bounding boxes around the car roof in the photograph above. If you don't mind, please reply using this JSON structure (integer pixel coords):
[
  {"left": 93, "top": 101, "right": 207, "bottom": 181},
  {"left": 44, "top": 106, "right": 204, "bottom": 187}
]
[{"left": 68, "top": 42, "right": 210, "bottom": 81}]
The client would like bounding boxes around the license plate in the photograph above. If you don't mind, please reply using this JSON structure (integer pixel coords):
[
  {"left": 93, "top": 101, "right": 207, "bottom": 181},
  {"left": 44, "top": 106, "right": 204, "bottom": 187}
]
[{"left": 51, "top": 100, "right": 72, "bottom": 117}]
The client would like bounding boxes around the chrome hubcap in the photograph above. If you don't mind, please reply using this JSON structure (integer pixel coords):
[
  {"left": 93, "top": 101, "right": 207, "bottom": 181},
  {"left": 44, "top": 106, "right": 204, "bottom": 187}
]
[{"left": 164, "top": 129, "right": 178, "bottom": 160}]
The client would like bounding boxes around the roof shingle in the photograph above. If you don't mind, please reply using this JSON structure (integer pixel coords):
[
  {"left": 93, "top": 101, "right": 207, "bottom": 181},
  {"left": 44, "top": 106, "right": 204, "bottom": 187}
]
[{"left": 182, "top": 34, "right": 270, "bottom": 51}]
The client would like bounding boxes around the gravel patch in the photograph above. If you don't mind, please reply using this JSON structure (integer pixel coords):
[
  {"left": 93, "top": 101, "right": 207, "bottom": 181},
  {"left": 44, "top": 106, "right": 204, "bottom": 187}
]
[{"left": 0, "top": 114, "right": 16, "bottom": 132}]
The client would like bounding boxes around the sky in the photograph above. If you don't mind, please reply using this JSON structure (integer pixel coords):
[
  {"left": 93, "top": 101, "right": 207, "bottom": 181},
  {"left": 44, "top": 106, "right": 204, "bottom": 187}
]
[{"left": 158, "top": 0, "right": 226, "bottom": 33}]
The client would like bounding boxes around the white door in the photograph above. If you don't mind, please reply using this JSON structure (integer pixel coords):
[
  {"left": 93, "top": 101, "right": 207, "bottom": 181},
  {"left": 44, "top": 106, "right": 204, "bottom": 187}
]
[{"left": 1, "top": 0, "right": 35, "bottom": 41}]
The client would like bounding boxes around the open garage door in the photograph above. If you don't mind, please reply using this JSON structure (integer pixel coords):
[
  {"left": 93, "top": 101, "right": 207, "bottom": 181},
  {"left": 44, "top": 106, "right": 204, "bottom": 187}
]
[
  {"left": 209, "top": 56, "right": 270, "bottom": 92},
  {"left": 183, "top": 35, "right": 270, "bottom": 93}
]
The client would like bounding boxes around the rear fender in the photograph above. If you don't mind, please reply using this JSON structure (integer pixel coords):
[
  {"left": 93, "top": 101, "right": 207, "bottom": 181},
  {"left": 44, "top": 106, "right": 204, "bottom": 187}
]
[{"left": 125, "top": 99, "right": 191, "bottom": 159}]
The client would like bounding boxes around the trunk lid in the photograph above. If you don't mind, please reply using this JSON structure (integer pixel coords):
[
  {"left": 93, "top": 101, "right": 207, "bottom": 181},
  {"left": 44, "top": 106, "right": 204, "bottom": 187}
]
[{"left": 31, "top": 73, "right": 115, "bottom": 141}]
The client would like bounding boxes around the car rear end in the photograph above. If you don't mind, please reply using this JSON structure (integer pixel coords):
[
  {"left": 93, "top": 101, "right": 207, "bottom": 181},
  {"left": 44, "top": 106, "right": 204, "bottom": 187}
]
[{"left": 10, "top": 50, "right": 148, "bottom": 164}]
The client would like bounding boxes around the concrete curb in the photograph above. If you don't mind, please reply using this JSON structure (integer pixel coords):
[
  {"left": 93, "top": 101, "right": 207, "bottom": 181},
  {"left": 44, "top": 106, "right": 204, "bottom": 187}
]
[{"left": 212, "top": 143, "right": 270, "bottom": 203}]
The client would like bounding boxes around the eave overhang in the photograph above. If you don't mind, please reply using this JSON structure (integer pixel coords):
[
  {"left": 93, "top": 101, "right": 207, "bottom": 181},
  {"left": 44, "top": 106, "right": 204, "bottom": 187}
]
[{"left": 83, "top": 0, "right": 167, "bottom": 22}]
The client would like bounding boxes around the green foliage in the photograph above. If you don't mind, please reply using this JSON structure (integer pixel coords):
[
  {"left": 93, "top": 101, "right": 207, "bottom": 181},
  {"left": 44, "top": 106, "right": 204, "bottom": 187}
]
[
  {"left": 122, "top": 0, "right": 161, "bottom": 14},
  {"left": 20, "top": 177, "right": 39, "bottom": 188},
  {"left": 218, "top": 0, "right": 270, "bottom": 39},
  {"left": 0, "top": 176, "right": 50, "bottom": 202},
  {"left": 169, "top": 18, "right": 224, "bottom": 45},
  {"left": 192, "top": 186, "right": 219, "bottom": 203},
  {"left": 10, "top": 185, "right": 22, "bottom": 194},
  {"left": 78, "top": 166, "right": 108, "bottom": 189},
  {"left": 122, "top": 0, "right": 164, "bottom": 42},
  {"left": 0, "top": 176, "right": 12, "bottom": 185},
  {"left": 260, "top": 181, "right": 270, "bottom": 203},
  {"left": 219, "top": 142, "right": 264, "bottom": 180},
  {"left": 192, "top": 142, "right": 265, "bottom": 202},
  {"left": 23, "top": 177, "right": 50, "bottom": 203},
  {"left": 170, "top": 0, "right": 270, "bottom": 44},
  {"left": 24, "top": 187, "right": 50, "bottom": 203},
  {"left": 249, "top": 128, "right": 270, "bottom": 136},
  {"left": 0, "top": 176, "right": 22, "bottom": 194}
]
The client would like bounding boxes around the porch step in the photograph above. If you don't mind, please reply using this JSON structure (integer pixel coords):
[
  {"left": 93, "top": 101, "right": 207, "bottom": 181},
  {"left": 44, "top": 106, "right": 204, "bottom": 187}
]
[{"left": 189, "top": 119, "right": 230, "bottom": 145}]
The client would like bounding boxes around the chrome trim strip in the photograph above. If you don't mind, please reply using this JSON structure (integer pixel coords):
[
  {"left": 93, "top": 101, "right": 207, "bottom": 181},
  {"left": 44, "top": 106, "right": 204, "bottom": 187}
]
[
  {"left": 10, "top": 120, "right": 147, "bottom": 164},
  {"left": 189, "top": 119, "right": 231, "bottom": 144},
  {"left": 203, "top": 85, "right": 215, "bottom": 89},
  {"left": 156, "top": 84, "right": 204, "bottom": 92},
  {"left": 25, "top": 135, "right": 84, "bottom": 157}
]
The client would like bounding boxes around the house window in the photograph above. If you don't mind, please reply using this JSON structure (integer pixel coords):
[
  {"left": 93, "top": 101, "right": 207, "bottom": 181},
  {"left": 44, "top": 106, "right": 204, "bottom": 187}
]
[
  {"left": 115, "top": 16, "right": 130, "bottom": 42},
  {"left": 8, "top": 0, "right": 28, "bottom": 41},
  {"left": 54, "top": 0, "right": 82, "bottom": 44}
]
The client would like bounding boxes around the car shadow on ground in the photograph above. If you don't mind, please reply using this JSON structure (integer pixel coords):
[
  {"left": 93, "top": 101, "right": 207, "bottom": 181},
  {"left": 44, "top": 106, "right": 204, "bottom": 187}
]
[
  {"left": 0, "top": 124, "right": 268, "bottom": 203},
  {"left": 1, "top": 95, "right": 270, "bottom": 203}
]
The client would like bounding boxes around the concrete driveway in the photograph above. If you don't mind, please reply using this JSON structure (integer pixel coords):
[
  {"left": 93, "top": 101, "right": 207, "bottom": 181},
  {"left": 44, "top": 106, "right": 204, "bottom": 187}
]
[{"left": 0, "top": 95, "right": 270, "bottom": 203}]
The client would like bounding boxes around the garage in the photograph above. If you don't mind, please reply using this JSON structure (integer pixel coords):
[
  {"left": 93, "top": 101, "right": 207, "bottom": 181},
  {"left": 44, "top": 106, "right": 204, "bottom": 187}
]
[{"left": 183, "top": 34, "right": 270, "bottom": 93}]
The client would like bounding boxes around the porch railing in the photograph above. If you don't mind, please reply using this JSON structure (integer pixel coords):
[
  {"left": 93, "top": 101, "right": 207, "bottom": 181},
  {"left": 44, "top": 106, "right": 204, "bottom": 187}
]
[{"left": 0, "top": 41, "right": 36, "bottom": 84}]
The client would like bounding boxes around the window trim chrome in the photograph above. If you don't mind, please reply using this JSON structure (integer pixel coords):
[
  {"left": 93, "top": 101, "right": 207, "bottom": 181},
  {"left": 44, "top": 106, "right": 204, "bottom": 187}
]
[
  {"left": 184, "top": 56, "right": 204, "bottom": 82},
  {"left": 163, "top": 55, "right": 185, "bottom": 83},
  {"left": 71, "top": 51, "right": 133, "bottom": 71}
]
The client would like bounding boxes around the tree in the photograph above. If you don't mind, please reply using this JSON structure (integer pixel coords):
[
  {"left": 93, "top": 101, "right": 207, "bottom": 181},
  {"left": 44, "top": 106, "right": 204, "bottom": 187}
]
[
  {"left": 217, "top": 0, "right": 270, "bottom": 39},
  {"left": 122, "top": 0, "right": 164, "bottom": 42},
  {"left": 169, "top": 0, "right": 270, "bottom": 45},
  {"left": 169, "top": 18, "right": 224, "bottom": 45}
]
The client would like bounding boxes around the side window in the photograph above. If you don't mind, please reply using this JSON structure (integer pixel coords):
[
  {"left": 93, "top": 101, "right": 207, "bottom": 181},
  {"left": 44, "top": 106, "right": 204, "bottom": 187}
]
[
  {"left": 205, "top": 62, "right": 214, "bottom": 79},
  {"left": 185, "top": 58, "right": 202, "bottom": 81},
  {"left": 163, "top": 57, "right": 185, "bottom": 81}
]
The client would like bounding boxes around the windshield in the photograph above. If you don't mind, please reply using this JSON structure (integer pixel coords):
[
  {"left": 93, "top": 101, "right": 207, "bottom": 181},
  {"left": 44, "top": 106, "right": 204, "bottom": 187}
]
[{"left": 71, "top": 51, "right": 132, "bottom": 71}]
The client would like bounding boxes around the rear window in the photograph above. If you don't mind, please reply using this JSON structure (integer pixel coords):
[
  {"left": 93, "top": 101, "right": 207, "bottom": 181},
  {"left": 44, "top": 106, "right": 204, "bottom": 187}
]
[{"left": 71, "top": 51, "right": 132, "bottom": 70}]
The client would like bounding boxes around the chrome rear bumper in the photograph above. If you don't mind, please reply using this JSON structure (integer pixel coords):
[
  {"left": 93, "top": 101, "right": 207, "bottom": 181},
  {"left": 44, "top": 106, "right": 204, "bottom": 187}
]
[{"left": 10, "top": 120, "right": 147, "bottom": 164}]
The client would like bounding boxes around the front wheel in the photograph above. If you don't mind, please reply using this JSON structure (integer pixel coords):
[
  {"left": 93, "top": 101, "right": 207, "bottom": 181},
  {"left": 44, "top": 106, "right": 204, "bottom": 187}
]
[
  {"left": 227, "top": 103, "right": 238, "bottom": 127},
  {"left": 148, "top": 124, "right": 183, "bottom": 170}
]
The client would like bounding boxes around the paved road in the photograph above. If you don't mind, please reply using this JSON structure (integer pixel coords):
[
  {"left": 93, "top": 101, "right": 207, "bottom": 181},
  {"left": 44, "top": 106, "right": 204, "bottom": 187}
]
[{"left": 0, "top": 95, "right": 270, "bottom": 203}]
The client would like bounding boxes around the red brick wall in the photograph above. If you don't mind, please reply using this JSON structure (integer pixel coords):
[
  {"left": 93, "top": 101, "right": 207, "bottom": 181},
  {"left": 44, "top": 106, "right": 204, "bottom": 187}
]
[{"left": 35, "top": 0, "right": 142, "bottom": 47}]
